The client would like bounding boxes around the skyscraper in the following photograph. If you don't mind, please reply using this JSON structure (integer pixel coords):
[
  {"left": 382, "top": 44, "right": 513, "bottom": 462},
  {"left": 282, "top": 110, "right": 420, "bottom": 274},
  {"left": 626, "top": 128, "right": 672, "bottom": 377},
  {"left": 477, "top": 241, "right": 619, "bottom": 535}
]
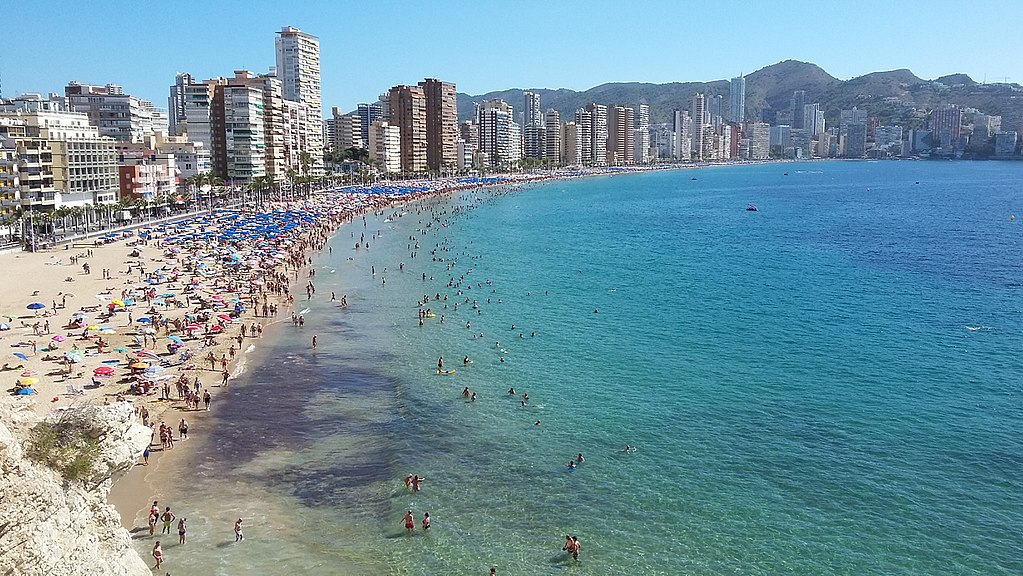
[
  {"left": 476, "top": 99, "right": 519, "bottom": 168},
  {"left": 573, "top": 109, "right": 592, "bottom": 163},
  {"left": 419, "top": 78, "right": 458, "bottom": 171},
  {"left": 803, "top": 103, "right": 822, "bottom": 137},
  {"left": 790, "top": 90, "right": 807, "bottom": 129},
  {"left": 544, "top": 109, "right": 561, "bottom": 163},
  {"left": 522, "top": 92, "right": 544, "bottom": 159},
  {"left": 275, "top": 26, "right": 322, "bottom": 172},
  {"left": 672, "top": 108, "right": 691, "bottom": 160},
  {"left": 168, "top": 73, "right": 193, "bottom": 136},
  {"left": 634, "top": 104, "right": 650, "bottom": 163},
  {"left": 387, "top": 85, "right": 427, "bottom": 173},
  {"left": 584, "top": 103, "right": 607, "bottom": 166},
  {"left": 729, "top": 76, "right": 746, "bottom": 124},
  {"left": 275, "top": 26, "right": 321, "bottom": 113},
  {"left": 606, "top": 105, "right": 634, "bottom": 164},
  {"left": 691, "top": 93, "right": 706, "bottom": 161},
  {"left": 357, "top": 102, "right": 383, "bottom": 146}
]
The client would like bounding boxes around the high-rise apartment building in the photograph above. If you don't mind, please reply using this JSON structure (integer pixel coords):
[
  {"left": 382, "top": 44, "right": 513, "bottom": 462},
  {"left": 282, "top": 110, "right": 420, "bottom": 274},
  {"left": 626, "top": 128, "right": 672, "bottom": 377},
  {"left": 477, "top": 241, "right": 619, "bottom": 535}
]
[
  {"left": 929, "top": 104, "right": 962, "bottom": 148},
  {"left": 709, "top": 95, "right": 724, "bottom": 123},
  {"left": 844, "top": 123, "right": 867, "bottom": 158},
  {"left": 672, "top": 109, "right": 691, "bottom": 160},
  {"left": 729, "top": 76, "right": 745, "bottom": 123},
  {"left": 747, "top": 122, "right": 771, "bottom": 159},
  {"left": 168, "top": 73, "right": 193, "bottom": 136},
  {"left": 275, "top": 26, "right": 322, "bottom": 172},
  {"left": 561, "top": 121, "right": 581, "bottom": 165},
  {"left": 357, "top": 102, "right": 383, "bottom": 147},
  {"left": 275, "top": 26, "right": 320, "bottom": 113},
  {"left": 326, "top": 107, "right": 363, "bottom": 151},
  {"left": 691, "top": 93, "right": 706, "bottom": 161},
  {"left": 634, "top": 104, "right": 650, "bottom": 163},
  {"left": 803, "top": 103, "right": 823, "bottom": 137},
  {"left": 65, "top": 82, "right": 160, "bottom": 143},
  {"left": 544, "top": 109, "right": 561, "bottom": 163},
  {"left": 221, "top": 83, "right": 267, "bottom": 182},
  {"left": 522, "top": 92, "right": 544, "bottom": 160},
  {"left": 420, "top": 78, "right": 458, "bottom": 172},
  {"left": 388, "top": 85, "right": 428, "bottom": 173},
  {"left": 606, "top": 105, "right": 634, "bottom": 164},
  {"left": 477, "top": 99, "right": 520, "bottom": 169},
  {"left": 584, "top": 103, "right": 607, "bottom": 166},
  {"left": 368, "top": 120, "right": 401, "bottom": 173},
  {"left": 573, "top": 109, "right": 592, "bottom": 163}
]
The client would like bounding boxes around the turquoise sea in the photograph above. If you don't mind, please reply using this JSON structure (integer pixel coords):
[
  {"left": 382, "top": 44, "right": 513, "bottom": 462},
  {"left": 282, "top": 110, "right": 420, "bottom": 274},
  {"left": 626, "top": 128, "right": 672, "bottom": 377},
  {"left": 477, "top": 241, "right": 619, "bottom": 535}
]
[{"left": 136, "top": 161, "right": 1023, "bottom": 575}]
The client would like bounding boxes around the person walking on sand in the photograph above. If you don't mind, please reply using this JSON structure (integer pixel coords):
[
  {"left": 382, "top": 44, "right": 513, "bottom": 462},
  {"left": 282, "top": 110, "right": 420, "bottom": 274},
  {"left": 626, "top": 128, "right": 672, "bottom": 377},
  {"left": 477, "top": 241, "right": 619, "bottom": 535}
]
[
  {"left": 203, "top": 390, "right": 211, "bottom": 411},
  {"left": 152, "top": 541, "right": 163, "bottom": 570},
  {"left": 234, "top": 518, "right": 244, "bottom": 542},
  {"left": 222, "top": 369, "right": 230, "bottom": 387},
  {"left": 402, "top": 510, "right": 415, "bottom": 534}
]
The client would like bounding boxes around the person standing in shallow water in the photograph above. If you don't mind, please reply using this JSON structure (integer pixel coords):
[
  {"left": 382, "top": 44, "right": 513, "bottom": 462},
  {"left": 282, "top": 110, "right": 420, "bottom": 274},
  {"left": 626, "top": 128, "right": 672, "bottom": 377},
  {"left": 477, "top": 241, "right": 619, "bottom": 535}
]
[
  {"left": 152, "top": 541, "right": 163, "bottom": 570},
  {"left": 234, "top": 518, "right": 244, "bottom": 542},
  {"left": 402, "top": 510, "right": 415, "bottom": 534}
]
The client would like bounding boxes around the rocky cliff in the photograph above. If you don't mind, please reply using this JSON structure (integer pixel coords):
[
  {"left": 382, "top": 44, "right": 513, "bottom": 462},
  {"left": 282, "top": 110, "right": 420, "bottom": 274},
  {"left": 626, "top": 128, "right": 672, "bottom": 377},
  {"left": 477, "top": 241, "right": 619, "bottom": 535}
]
[{"left": 0, "top": 400, "right": 152, "bottom": 576}]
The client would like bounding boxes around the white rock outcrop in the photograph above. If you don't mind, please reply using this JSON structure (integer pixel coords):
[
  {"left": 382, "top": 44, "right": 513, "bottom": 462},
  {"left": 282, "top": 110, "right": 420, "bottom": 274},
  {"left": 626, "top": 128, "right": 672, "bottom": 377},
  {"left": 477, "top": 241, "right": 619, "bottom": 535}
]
[{"left": 0, "top": 400, "right": 152, "bottom": 576}]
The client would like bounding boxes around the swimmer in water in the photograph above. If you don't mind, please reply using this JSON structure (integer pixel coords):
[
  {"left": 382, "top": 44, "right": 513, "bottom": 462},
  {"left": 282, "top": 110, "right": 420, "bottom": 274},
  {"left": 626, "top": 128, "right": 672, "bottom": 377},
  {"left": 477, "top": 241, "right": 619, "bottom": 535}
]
[
  {"left": 577, "top": 453, "right": 584, "bottom": 464},
  {"left": 567, "top": 460, "right": 576, "bottom": 469},
  {"left": 463, "top": 355, "right": 470, "bottom": 365}
]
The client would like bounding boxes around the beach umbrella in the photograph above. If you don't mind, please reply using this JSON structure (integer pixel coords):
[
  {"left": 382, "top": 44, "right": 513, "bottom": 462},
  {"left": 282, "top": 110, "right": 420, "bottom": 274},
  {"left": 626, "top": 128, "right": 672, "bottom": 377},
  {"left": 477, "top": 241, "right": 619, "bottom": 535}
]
[
  {"left": 168, "top": 336, "right": 184, "bottom": 344},
  {"left": 86, "top": 325, "right": 100, "bottom": 330},
  {"left": 0, "top": 323, "right": 10, "bottom": 331},
  {"left": 113, "top": 346, "right": 129, "bottom": 353},
  {"left": 99, "top": 328, "right": 116, "bottom": 334},
  {"left": 217, "top": 313, "right": 232, "bottom": 321},
  {"left": 144, "top": 365, "right": 167, "bottom": 375},
  {"left": 137, "top": 317, "right": 152, "bottom": 323},
  {"left": 210, "top": 325, "right": 223, "bottom": 332},
  {"left": 129, "top": 361, "right": 149, "bottom": 370},
  {"left": 27, "top": 303, "right": 45, "bottom": 310},
  {"left": 185, "top": 324, "right": 202, "bottom": 331},
  {"left": 93, "top": 366, "right": 114, "bottom": 376},
  {"left": 51, "top": 335, "right": 66, "bottom": 342},
  {"left": 110, "top": 299, "right": 125, "bottom": 306},
  {"left": 64, "top": 352, "right": 84, "bottom": 363},
  {"left": 14, "top": 352, "right": 29, "bottom": 361},
  {"left": 16, "top": 387, "right": 35, "bottom": 395}
]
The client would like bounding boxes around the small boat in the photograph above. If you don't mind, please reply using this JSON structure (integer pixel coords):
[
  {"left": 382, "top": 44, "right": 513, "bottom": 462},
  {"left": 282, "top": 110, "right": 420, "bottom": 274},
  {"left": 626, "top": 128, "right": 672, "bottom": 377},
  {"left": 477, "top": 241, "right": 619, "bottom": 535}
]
[{"left": 746, "top": 204, "right": 758, "bottom": 212}]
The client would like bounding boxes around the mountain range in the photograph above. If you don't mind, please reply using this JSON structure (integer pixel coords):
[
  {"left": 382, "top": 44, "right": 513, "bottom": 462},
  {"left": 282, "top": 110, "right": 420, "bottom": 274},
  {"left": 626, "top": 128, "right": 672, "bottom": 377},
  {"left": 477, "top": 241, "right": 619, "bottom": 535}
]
[{"left": 456, "top": 60, "right": 1023, "bottom": 132}]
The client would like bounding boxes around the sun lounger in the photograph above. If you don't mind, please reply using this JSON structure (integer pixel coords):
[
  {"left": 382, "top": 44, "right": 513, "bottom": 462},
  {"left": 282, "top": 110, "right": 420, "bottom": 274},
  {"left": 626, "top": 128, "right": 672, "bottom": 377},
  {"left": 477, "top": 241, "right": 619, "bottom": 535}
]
[{"left": 65, "top": 383, "right": 86, "bottom": 396}]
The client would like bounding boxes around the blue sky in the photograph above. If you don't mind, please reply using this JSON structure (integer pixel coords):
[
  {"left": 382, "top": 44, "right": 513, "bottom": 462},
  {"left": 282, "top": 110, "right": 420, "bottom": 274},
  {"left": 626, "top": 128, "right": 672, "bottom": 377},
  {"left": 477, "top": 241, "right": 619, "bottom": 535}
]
[{"left": 4, "top": 0, "right": 1021, "bottom": 116}]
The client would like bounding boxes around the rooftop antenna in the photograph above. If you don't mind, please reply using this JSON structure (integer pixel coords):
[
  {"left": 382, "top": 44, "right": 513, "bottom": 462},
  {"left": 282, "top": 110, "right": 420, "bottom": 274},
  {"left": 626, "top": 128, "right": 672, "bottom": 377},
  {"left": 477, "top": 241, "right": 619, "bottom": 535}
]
[{"left": 1003, "top": 76, "right": 1011, "bottom": 84}]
